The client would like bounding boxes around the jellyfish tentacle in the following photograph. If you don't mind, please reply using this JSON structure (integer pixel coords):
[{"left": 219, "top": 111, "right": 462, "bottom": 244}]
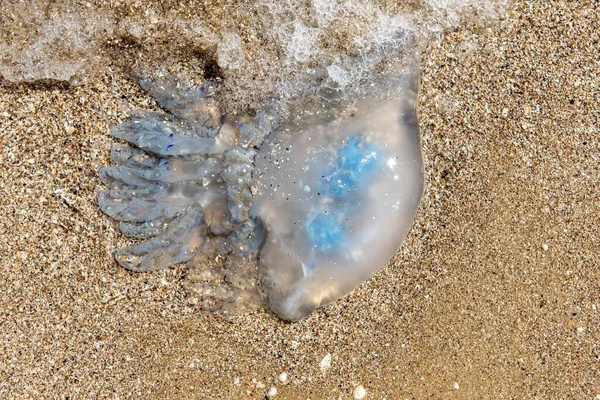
[
  {"left": 114, "top": 205, "right": 208, "bottom": 271},
  {"left": 217, "top": 110, "right": 278, "bottom": 244},
  {"left": 99, "top": 158, "right": 222, "bottom": 188},
  {"left": 110, "top": 143, "right": 160, "bottom": 169},
  {"left": 98, "top": 191, "right": 182, "bottom": 223},
  {"left": 118, "top": 217, "right": 176, "bottom": 239},
  {"left": 100, "top": 77, "right": 278, "bottom": 272},
  {"left": 139, "top": 78, "right": 221, "bottom": 137},
  {"left": 111, "top": 121, "right": 234, "bottom": 157}
]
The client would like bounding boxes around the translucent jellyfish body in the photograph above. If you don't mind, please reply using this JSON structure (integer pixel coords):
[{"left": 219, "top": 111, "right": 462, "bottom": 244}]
[{"left": 98, "top": 67, "right": 423, "bottom": 321}]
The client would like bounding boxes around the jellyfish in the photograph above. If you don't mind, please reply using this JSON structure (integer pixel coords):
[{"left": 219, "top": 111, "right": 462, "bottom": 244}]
[{"left": 98, "top": 62, "right": 423, "bottom": 321}]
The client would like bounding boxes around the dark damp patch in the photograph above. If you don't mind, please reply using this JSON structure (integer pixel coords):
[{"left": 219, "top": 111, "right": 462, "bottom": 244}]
[
  {"left": 115, "top": 30, "right": 144, "bottom": 50},
  {"left": 193, "top": 47, "right": 224, "bottom": 82},
  {"left": 0, "top": 74, "right": 72, "bottom": 91}
]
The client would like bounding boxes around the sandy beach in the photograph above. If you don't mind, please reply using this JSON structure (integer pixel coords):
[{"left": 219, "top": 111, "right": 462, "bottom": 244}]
[{"left": 1, "top": 1, "right": 599, "bottom": 398}]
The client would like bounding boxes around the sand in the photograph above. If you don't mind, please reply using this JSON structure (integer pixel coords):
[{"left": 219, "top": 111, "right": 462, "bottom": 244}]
[{"left": 1, "top": 1, "right": 599, "bottom": 398}]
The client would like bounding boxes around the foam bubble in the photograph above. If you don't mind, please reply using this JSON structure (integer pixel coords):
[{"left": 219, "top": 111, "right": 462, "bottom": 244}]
[
  {"left": 217, "top": 32, "right": 246, "bottom": 71},
  {"left": 326, "top": 64, "right": 349, "bottom": 87},
  {"left": 286, "top": 22, "right": 320, "bottom": 63}
]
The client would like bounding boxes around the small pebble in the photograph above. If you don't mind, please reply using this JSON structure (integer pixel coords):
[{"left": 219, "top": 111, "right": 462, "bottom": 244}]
[
  {"left": 256, "top": 382, "right": 266, "bottom": 389},
  {"left": 267, "top": 386, "right": 277, "bottom": 398},
  {"left": 353, "top": 385, "right": 366, "bottom": 399},
  {"left": 319, "top": 353, "right": 332, "bottom": 374},
  {"left": 278, "top": 372, "right": 288, "bottom": 383},
  {"left": 453, "top": 382, "right": 460, "bottom": 390},
  {"left": 542, "top": 243, "right": 549, "bottom": 251}
]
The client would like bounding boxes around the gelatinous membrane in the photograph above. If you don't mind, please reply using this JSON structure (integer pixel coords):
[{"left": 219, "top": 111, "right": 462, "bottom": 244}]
[
  {"left": 254, "top": 67, "right": 422, "bottom": 320},
  {"left": 99, "top": 63, "right": 422, "bottom": 321}
]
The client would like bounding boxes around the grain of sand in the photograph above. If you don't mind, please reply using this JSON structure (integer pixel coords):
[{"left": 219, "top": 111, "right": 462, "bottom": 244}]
[{"left": 1, "top": 1, "right": 599, "bottom": 398}]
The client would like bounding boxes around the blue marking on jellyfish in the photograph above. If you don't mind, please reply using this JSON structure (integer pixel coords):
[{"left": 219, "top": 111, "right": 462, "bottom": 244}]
[
  {"left": 320, "top": 134, "right": 380, "bottom": 198},
  {"left": 306, "top": 134, "right": 381, "bottom": 253},
  {"left": 159, "top": 159, "right": 172, "bottom": 170},
  {"left": 307, "top": 213, "right": 345, "bottom": 252}
]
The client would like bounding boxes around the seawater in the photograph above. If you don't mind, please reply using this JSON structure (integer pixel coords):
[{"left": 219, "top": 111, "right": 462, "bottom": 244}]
[{"left": 1, "top": 0, "right": 510, "bottom": 111}]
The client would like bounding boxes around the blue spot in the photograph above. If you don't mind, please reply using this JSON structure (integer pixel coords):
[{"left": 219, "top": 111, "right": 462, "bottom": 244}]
[
  {"left": 307, "top": 213, "right": 344, "bottom": 252},
  {"left": 169, "top": 133, "right": 174, "bottom": 138},
  {"left": 166, "top": 144, "right": 174, "bottom": 151},
  {"left": 159, "top": 159, "right": 172, "bottom": 170},
  {"left": 320, "top": 134, "right": 380, "bottom": 198},
  {"left": 338, "top": 135, "right": 362, "bottom": 170}
]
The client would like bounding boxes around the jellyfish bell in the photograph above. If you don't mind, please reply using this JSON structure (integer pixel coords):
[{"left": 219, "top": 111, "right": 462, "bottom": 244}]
[{"left": 253, "top": 67, "right": 423, "bottom": 320}]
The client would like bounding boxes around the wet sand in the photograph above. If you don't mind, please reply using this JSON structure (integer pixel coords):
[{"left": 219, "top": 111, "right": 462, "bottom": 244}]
[{"left": 1, "top": 1, "right": 599, "bottom": 398}]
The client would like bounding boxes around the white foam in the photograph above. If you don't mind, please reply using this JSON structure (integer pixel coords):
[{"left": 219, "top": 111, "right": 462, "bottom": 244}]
[
  {"left": 217, "top": 32, "right": 246, "bottom": 70},
  {"left": 286, "top": 22, "right": 320, "bottom": 63},
  {"left": 1, "top": 0, "right": 511, "bottom": 106}
]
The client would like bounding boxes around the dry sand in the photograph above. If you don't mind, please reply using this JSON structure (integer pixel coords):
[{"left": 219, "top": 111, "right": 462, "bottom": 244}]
[{"left": 1, "top": 1, "right": 599, "bottom": 398}]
